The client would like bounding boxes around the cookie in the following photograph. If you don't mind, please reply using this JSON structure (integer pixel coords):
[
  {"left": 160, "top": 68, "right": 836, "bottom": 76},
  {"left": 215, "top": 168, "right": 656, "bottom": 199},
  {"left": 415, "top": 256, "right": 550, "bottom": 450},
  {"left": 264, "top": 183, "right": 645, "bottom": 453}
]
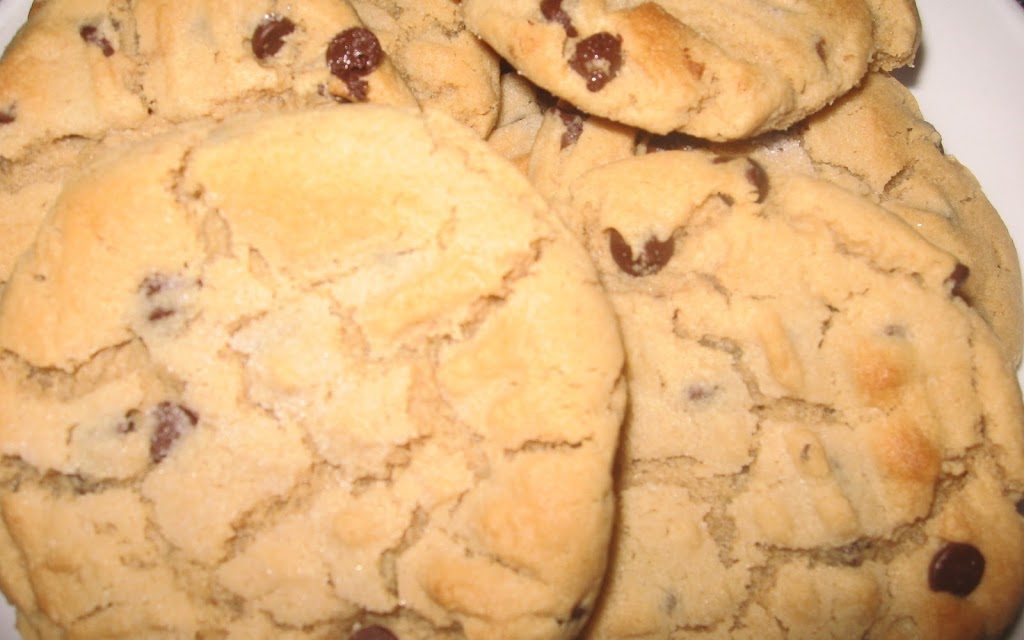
[
  {"left": 558, "top": 151, "right": 1024, "bottom": 638},
  {"left": 524, "top": 73, "right": 1024, "bottom": 367},
  {"left": 486, "top": 71, "right": 546, "bottom": 172},
  {"left": 0, "top": 0, "right": 415, "bottom": 161},
  {"left": 461, "top": 0, "right": 920, "bottom": 140},
  {"left": 0, "top": 106, "right": 626, "bottom": 639},
  {"left": 0, "top": 0, "right": 417, "bottom": 291},
  {"left": 737, "top": 73, "right": 1023, "bottom": 367},
  {"left": 350, "top": 0, "right": 501, "bottom": 137}
]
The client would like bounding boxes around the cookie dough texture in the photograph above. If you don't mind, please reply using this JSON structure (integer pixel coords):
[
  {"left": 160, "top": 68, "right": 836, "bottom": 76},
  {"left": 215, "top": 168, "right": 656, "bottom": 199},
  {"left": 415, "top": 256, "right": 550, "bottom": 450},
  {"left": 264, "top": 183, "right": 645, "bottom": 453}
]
[
  {"left": 0, "top": 106, "right": 627, "bottom": 640},
  {"left": 461, "top": 0, "right": 919, "bottom": 140},
  {"left": 561, "top": 152, "right": 1024, "bottom": 639}
]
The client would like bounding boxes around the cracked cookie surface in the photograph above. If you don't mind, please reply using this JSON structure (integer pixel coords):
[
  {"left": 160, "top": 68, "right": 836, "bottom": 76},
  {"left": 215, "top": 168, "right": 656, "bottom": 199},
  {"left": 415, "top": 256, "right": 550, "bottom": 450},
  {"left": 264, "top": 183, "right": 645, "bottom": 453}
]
[
  {"left": 560, "top": 152, "right": 1024, "bottom": 639},
  {"left": 0, "top": 106, "right": 626, "bottom": 640},
  {"left": 461, "top": 0, "right": 919, "bottom": 140},
  {"left": 0, "top": 0, "right": 417, "bottom": 286},
  {"left": 349, "top": 0, "right": 501, "bottom": 137},
  {"left": 523, "top": 72, "right": 1023, "bottom": 368}
]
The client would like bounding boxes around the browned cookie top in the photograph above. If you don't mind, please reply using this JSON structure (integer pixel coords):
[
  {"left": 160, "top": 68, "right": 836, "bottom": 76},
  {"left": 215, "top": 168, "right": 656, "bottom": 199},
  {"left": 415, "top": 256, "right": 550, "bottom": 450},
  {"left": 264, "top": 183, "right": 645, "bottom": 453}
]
[{"left": 462, "top": 0, "right": 919, "bottom": 140}]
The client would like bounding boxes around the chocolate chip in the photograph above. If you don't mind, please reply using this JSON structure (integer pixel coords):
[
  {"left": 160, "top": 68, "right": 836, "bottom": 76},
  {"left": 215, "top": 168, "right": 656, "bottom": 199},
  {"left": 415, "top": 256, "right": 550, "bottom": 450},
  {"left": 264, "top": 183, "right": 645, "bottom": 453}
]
[
  {"left": 540, "top": 0, "right": 577, "bottom": 37},
  {"left": 816, "top": 38, "right": 827, "bottom": 62},
  {"left": 569, "top": 604, "right": 587, "bottom": 621},
  {"left": 117, "top": 410, "right": 139, "bottom": 434},
  {"left": 139, "top": 273, "right": 167, "bottom": 297},
  {"left": 929, "top": 542, "right": 985, "bottom": 597},
  {"left": 79, "top": 24, "right": 115, "bottom": 56},
  {"left": 1016, "top": 499, "right": 1024, "bottom": 517},
  {"left": 946, "top": 263, "right": 972, "bottom": 305},
  {"left": 884, "top": 324, "right": 906, "bottom": 337},
  {"left": 607, "top": 228, "right": 674, "bottom": 277},
  {"left": 554, "top": 100, "right": 585, "bottom": 149},
  {"left": 687, "top": 383, "right": 717, "bottom": 402},
  {"left": 150, "top": 402, "right": 199, "bottom": 463},
  {"left": 745, "top": 159, "right": 769, "bottom": 203},
  {"left": 0, "top": 105, "right": 16, "bottom": 125},
  {"left": 349, "top": 626, "right": 398, "bottom": 640},
  {"left": 251, "top": 15, "right": 295, "bottom": 60},
  {"left": 569, "top": 32, "right": 623, "bottom": 92},
  {"left": 148, "top": 307, "right": 175, "bottom": 322},
  {"left": 326, "top": 27, "right": 384, "bottom": 102}
]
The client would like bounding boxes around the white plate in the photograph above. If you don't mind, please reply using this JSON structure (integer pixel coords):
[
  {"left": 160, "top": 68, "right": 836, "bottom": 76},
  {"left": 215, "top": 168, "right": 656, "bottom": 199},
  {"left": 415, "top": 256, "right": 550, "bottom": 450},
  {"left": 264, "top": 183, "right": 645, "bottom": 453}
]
[{"left": 0, "top": 1, "right": 1022, "bottom": 638}]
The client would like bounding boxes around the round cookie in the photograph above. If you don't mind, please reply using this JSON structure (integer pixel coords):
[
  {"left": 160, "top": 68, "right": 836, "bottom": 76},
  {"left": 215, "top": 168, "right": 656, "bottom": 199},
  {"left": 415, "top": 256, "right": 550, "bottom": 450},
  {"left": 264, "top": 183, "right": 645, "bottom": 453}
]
[
  {"left": 737, "top": 73, "right": 1023, "bottom": 367},
  {"left": 560, "top": 151, "right": 1024, "bottom": 639},
  {"left": 350, "top": 0, "right": 501, "bottom": 137},
  {"left": 522, "top": 72, "right": 1024, "bottom": 367},
  {"left": 460, "top": 0, "right": 920, "bottom": 140},
  {"left": 0, "top": 0, "right": 417, "bottom": 299},
  {"left": 0, "top": 106, "right": 626, "bottom": 639}
]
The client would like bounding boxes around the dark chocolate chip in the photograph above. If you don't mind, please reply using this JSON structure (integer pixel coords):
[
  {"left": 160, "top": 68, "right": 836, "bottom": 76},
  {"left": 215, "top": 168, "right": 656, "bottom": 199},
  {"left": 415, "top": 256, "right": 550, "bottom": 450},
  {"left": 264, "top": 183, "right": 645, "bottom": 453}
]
[
  {"left": 1016, "top": 499, "right": 1024, "bottom": 517},
  {"left": 745, "top": 159, "right": 769, "bottom": 203},
  {"left": 140, "top": 273, "right": 167, "bottom": 297},
  {"left": 326, "top": 27, "right": 384, "bottom": 101},
  {"left": 816, "top": 38, "right": 827, "bottom": 62},
  {"left": 148, "top": 307, "right": 175, "bottom": 322},
  {"left": 569, "top": 604, "right": 587, "bottom": 621},
  {"left": 0, "top": 105, "right": 16, "bottom": 125},
  {"left": 251, "top": 15, "right": 295, "bottom": 60},
  {"left": 150, "top": 402, "right": 199, "bottom": 463},
  {"left": 540, "top": 0, "right": 578, "bottom": 37},
  {"left": 884, "top": 324, "right": 906, "bottom": 337},
  {"left": 554, "top": 100, "right": 585, "bottom": 149},
  {"left": 929, "top": 542, "right": 985, "bottom": 597},
  {"left": 687, "top": 384, "right": 717, "bottom": 402},
  {"left": 349, "top": 626, "right": 398, "bottom": 640},
  {"left": 607, "top": 228, "right": 674, "bottom": 277},
  {"left": 117, "top": 410, "right": 139, "bottom": 434},
  {"left": 79, "top": 24, "right": 115, "bottom": 57},
  {"left": 569, "top": 32, "right": 623, "bottom": 92},
  {"left": 946, "top": 263, "right": 972, "bottom": 305}
]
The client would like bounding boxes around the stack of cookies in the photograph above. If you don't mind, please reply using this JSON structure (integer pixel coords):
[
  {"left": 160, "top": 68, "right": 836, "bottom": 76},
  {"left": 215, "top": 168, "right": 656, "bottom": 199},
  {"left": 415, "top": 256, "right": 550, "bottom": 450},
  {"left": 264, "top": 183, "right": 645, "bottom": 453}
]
[{"left": 0, "top": 1, "right": 1021, "bottom": 639}]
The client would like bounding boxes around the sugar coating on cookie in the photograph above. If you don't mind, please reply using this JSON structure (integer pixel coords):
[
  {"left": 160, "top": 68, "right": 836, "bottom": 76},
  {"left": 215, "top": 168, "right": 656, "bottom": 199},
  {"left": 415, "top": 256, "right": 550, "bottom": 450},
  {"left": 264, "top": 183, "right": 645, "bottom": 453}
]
[
  {"left": 0, "top": 106, "right": 626, "bottom": 640},
  {"left": 562, "top": 152, "right": 1024, "bottom": 639},
  {"left": 461, "top": 0, "right": 920, "bottom": 140}
]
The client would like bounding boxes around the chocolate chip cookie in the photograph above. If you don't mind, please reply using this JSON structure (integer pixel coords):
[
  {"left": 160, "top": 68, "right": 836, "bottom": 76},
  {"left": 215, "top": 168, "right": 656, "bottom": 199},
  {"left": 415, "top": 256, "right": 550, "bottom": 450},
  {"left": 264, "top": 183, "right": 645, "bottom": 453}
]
[
  {"left": 523, "top": 72, "right": 1024, "bottom": 368},
  {"left": 736, "top": 73, "right": 1023, "bottom": 367},
  {"left": 0, "top": 0, "right": 418, "bottom": 290},
  {"left": 461, "top": 0, "right": 920, "bottom": 140},
  {"left": 0, "top": 106, "right": 626, "bottom": 639},
  {"left": 559, "top": 151, "right": 1024, "bottom": 639},
  {"left": 350, "top": 0, "right": 501, "bottom": 137}
]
